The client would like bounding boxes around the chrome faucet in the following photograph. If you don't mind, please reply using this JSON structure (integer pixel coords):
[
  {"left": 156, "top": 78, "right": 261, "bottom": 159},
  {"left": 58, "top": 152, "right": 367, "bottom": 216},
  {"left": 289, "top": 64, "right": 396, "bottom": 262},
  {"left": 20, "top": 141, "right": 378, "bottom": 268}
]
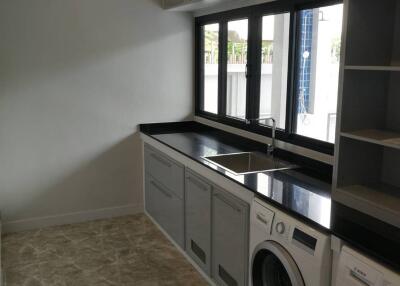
[{"left": 245, "top": 117, "right": 276, "bottom": 155}]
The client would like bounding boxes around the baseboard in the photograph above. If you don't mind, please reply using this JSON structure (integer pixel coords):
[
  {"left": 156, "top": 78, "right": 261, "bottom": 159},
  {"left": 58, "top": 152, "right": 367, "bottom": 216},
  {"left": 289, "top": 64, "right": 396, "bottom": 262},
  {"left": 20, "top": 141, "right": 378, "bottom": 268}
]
[
  {"left": 144, "top": 210, "right": 216, "bottom": 286},
  {"left": 3, "top": 204, "right": 143, "bottom": 233}
]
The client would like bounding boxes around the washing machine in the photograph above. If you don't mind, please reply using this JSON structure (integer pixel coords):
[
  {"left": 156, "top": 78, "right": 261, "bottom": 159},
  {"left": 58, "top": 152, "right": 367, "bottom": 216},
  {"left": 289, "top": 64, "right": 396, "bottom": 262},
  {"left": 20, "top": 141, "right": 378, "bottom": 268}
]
[
  {"left": 249, "top": 198, "right": 332, "bottom": 286},
  {"left": 333, "top": 245, "right": 400, "bottom": 286}
]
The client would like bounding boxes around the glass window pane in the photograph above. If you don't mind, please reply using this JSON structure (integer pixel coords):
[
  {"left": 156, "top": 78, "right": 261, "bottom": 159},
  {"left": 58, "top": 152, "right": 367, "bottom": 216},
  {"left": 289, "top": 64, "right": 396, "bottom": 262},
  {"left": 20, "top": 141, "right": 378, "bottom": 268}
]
[
  {"left": 226, "top": 19, "right": 248, "bottom": 119},
  {"left": 295, "top": 4, "right": 343, "bottom": 143},
  {"left": 259, "top": 13, "right": 290, "bottom": 129},
  {"left": 203, "top": 23, "right": 219, "bottom": 114}
]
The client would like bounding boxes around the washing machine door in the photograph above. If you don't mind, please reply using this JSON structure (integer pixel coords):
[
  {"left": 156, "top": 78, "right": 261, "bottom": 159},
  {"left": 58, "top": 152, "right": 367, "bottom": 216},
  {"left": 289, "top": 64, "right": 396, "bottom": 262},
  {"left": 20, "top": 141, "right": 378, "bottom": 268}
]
[{"left": 252, "top": 241, "right": 304, "bottom": 286}]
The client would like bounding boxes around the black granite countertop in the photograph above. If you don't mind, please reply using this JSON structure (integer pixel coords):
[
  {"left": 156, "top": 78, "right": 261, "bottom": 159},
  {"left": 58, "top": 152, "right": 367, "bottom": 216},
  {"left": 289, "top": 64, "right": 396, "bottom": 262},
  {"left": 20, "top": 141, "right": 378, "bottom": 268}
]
[{"left": 140, "top": 121, "right": 332, "bottom": 232}]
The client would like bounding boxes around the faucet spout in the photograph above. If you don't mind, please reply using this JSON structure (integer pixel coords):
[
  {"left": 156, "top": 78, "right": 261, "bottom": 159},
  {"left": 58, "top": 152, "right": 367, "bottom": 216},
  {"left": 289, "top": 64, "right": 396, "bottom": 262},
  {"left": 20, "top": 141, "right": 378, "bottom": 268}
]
[{"left": 246, "top": 117, "right": 276, "bottom": 155}]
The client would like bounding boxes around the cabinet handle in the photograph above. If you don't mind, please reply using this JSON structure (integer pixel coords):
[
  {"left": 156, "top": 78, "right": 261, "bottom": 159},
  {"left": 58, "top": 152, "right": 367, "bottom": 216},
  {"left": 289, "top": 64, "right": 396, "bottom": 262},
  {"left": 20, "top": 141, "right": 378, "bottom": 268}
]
[
  {"left": 186, "top": 176, "right": 208, "bottom": 191},
  {"left": 150, "top": 153, "right": 172, "bottom": 168},
  {"left": 214, "top": 193, "right": 241, "bottom": 213},
  {"left": 150, "top": 180, "right": 172, "bottom": 198}
]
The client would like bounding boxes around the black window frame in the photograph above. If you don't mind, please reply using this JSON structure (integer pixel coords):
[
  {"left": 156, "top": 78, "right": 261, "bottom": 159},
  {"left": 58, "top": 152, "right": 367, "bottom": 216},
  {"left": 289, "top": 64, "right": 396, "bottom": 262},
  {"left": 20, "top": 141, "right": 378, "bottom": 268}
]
[{"left": 195, "top": 0, "right": 343, "bottom": 155}]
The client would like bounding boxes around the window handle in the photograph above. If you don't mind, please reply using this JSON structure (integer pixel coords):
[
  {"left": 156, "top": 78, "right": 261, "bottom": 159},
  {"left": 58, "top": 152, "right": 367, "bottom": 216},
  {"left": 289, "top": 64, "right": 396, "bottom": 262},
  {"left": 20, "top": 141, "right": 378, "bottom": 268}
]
[{"left": 245, "top": 64, "right": 250, "bottom": 78}]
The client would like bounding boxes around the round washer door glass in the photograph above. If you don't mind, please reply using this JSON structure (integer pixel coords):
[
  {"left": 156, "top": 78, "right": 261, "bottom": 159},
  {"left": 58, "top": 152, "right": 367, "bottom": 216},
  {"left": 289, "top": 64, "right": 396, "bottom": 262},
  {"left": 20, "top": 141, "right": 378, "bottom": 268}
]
[{"left": 252, "top": 241, "right": 304, "bottom": 286}]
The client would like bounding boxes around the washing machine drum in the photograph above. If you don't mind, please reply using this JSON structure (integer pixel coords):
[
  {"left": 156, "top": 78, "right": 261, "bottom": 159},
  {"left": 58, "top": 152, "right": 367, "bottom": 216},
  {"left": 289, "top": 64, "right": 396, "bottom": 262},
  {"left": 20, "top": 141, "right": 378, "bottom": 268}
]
[{"left": 252, "top": 241, "right": 305, "bottom": 286}]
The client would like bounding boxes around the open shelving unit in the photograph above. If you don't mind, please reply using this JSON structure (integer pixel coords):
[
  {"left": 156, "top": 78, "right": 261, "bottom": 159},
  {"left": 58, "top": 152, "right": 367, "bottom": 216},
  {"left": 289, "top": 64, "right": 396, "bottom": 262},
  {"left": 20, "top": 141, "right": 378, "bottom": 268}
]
[
  {"left": 333, "top": 0, "right": 400, "bottom": 228},
  {"left": 334, "top": 134, "right": 400, "bottom": 227}
]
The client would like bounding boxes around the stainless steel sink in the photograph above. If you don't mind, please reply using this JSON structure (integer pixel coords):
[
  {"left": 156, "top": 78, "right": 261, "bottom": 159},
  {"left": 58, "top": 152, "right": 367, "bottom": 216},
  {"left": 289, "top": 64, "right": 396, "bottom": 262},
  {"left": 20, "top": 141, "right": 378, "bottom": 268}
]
[{"left": 203, "top": 152, "right": 297, "bottom": 175}]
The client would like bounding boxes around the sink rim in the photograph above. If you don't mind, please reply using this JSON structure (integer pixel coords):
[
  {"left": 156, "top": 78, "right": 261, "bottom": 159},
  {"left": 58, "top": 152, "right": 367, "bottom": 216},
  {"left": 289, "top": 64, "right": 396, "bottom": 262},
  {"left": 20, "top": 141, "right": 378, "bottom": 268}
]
[{"left": 202, "top": 151, "right": 298, "bottom": 176}]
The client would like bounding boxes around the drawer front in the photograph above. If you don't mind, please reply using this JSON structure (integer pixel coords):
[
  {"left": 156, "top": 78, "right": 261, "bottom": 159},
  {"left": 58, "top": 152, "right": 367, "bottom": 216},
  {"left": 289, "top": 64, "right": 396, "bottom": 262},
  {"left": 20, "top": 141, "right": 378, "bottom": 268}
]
[
  {"left": 185, "top": 170, "right": 212, "bottom": 275},
  {"left": 213, "top": 187, "right": 249, "bottom": 286},
  {"left": 145, "top": 173, "right": 184, "bottom": 248},
  {"left": 144, "top": 144, "right": 184, "bottom": 199}
]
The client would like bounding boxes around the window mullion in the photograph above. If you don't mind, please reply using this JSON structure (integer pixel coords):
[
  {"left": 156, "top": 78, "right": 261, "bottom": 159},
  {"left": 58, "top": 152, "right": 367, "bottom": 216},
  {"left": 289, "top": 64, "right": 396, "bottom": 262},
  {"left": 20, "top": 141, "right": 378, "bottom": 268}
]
[
  {"left": 197, "top": 24, "right": 205, "bottom": 112},
  {"left": 218, "top": 21, "right": 228, "bottom": 117},
  {"left": 285, "top": 10, "right": 297, "bottom": 135},
  {"left": 247, "top": 12, "right": 262, "bottom": 122}
]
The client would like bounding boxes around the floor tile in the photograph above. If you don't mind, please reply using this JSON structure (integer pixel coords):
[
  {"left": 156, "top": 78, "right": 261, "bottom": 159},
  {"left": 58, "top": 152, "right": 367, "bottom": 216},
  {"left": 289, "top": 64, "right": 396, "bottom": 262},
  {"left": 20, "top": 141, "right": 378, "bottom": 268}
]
[{"left": 2, "top": 214, "right": 209, "bottom": 286}]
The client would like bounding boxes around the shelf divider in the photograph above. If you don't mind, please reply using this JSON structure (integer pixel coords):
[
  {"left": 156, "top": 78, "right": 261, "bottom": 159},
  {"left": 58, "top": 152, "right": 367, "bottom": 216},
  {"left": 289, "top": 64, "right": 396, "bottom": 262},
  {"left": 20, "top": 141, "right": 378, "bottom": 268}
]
[
  {"left": 333, "top": 184, "right": 400, "bottom": 228},
  {"left": 341, "top": 129, "right": 400, "bottom": 150}
]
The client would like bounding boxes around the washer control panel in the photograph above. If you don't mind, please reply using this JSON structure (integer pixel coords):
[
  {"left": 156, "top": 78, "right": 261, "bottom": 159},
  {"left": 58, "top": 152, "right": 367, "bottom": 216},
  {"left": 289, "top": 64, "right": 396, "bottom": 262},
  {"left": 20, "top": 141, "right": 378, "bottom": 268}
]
[
  {"left": 292, "top": 227, "right": 317, "bottom": 255},
  {"left": 272, "top": 215, "right": 317, "bottom": 255}
]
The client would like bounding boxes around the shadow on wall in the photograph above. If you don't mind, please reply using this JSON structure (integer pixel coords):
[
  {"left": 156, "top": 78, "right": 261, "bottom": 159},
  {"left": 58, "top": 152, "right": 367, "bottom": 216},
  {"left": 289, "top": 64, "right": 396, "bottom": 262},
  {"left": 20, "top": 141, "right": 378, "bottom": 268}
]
[{"left": 0, "top": 0, "right": 193, "bottom": 230}]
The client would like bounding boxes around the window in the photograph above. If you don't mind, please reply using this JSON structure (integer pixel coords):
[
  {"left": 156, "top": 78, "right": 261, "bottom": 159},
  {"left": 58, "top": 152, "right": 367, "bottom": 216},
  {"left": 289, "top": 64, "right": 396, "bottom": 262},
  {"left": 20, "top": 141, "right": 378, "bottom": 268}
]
[
  {"left": 294, "top": 4, "right": 343, "bottom": 143},
  {"left": 202, "top": 23, "right": 219, "bottom": 114},
  {"left": 226, "top": 19, "right": 248, "bottom": 119},
  {"left": 196, "top": 1, "right": 343, "bottom": 154}
]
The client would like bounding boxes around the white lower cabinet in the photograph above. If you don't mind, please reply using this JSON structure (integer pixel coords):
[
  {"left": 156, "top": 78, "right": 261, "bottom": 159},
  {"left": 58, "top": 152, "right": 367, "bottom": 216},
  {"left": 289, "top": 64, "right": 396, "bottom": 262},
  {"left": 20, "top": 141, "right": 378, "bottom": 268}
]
[
  {"left": 144, "top": 145, "right": 249, "bottom": 285},
  {"left": 212, "top": 187, "right": 249, "bottom": 286},
  {"left": 185, "top": 170, "right": 212, "bottom": 275}
]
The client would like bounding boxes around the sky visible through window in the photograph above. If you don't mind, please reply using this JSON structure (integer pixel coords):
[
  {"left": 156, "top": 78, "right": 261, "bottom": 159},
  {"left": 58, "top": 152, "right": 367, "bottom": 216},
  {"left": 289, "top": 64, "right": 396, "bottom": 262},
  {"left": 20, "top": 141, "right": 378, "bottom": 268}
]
[{"left": 203, "top": 23, "right": 219, "bottom": 114}]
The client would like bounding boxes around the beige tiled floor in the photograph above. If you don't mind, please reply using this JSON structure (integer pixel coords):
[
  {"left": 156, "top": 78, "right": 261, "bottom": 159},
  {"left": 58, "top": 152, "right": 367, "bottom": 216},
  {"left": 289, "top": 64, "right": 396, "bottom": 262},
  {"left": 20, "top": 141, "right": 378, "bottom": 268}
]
[{"left": 2, "top": 214, "right": 208, "bottom": 286}]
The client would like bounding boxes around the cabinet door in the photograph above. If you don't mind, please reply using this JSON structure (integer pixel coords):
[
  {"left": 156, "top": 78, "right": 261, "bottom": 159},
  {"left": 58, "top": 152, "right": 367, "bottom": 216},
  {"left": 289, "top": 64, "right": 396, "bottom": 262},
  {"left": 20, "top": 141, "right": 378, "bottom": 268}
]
[
  {"left": 185, "top": 170, "right": 212, "bottom": 275},
  {"left": 212, "top": 188, "right": 249, "bottom": 286},
  {"left": 144, "top": 144, "right": 184, "bottom": 199},
  {"left": 145, "top": 173, "right": 184, "bottom": 248}
]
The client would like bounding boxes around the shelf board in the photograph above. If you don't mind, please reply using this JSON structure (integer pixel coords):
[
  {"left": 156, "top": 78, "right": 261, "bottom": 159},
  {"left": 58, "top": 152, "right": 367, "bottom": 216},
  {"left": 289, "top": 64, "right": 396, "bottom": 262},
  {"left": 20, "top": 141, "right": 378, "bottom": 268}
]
[
  {"left": 341, "top": 129, "right": 400, "bottom": 150},
  {"left": 344, "top": 65, "right": 400, "bottom": 71},
  {"left": 334, "top": 184, "right": 400, "bottom": 228}
]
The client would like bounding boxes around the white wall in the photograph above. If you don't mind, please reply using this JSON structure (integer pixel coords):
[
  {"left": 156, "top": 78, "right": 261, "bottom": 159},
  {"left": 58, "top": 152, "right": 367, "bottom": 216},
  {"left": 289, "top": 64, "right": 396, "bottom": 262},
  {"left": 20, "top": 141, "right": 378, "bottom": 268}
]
[{"left": 0, "top": 0, "right": 193, "bottom": 232}]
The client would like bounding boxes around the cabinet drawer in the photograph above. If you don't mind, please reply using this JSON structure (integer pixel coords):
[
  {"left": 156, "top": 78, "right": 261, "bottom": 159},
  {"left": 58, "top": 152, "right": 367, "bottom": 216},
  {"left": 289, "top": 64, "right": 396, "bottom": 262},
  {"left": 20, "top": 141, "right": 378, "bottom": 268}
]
[
  {"left": 212, "top": 187, "right": 249, "bottom": 286},
  {"left": 145, "top": 173, "right": 184, "bottom": 248},
  {"left": 144, "top": 144, "right": 184, "bottom": 199},
  {"left": 185, "top": 170, "right": 212, "bottom": 275}
]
